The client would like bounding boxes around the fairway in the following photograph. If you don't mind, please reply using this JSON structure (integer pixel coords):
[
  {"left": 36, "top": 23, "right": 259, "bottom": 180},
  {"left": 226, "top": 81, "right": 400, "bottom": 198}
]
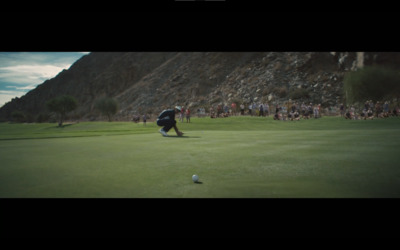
[{"left": 1, "top": 116, "right": 400, "bottom": 198}]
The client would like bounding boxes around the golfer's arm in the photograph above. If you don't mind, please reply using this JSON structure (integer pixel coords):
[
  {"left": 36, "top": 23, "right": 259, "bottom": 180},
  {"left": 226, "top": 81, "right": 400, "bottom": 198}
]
[
  {"left": 173, "top": 124, "right": 179, "bottom": 133},
  {"left": 173, "top": 124, "right": 183, "bottom": 135}
]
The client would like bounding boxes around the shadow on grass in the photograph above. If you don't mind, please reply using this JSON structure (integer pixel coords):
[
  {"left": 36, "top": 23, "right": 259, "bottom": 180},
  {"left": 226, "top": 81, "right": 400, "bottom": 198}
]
[
  {"left": 46, "top": 123, "right": 75, "bottom": 129},
  {"left": 166, "top": 135, "right": 201, "bottom": 139},
  {"left": 57, "top": 124, "right": 74, "bottom": 128},
  {"left": 194, "top": 181, "right": 203, "bottom": 184}
]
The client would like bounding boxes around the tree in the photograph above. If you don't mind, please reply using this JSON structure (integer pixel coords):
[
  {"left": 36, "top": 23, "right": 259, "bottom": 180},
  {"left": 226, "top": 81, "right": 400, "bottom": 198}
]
[
  {"left": 46, "top": 95, "right": 78, "bottom": 126},
  {"left": 343, "top": 66, "right": 400, "bottom": 104},
  {"left": 94, "top": 97, "right": 119, "bottom": 122}
]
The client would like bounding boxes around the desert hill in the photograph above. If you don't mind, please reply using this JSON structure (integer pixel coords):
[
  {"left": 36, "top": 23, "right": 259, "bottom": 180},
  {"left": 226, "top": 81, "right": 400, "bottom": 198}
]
[{"left": 1, "top": 52, "right": 399, "bottom": 122}]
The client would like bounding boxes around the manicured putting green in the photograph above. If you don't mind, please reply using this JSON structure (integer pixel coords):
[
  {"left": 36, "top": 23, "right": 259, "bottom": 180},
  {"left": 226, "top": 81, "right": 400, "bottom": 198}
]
[{"left": 0, "top": 116, "right": 399, "bottom": 197}]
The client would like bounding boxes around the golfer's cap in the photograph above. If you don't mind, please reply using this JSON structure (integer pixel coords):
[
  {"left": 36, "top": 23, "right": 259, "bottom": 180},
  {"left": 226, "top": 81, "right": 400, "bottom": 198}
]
[{"left": 175, "top": 106, "right": 182, "bottom": 111}]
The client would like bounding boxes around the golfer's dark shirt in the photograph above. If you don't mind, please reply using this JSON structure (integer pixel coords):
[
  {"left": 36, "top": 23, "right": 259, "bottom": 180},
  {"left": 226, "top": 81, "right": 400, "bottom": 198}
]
[{"left": 158, "top": 109, "right": 175, "bottom": 121}]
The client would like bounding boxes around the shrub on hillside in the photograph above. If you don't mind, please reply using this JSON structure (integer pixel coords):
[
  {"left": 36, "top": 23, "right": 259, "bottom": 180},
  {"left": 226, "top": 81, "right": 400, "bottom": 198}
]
[
  {"left": 343, "top": 66, "right": 400, "bottom": 104},
  {"left": 289, "top": 88, "right": 310, "bottom": 100},
  {"left": 273, "top": 86, "right": 288, "bottom": 98},
  {"left": 11, "top": 111, "right": 25, "bottom": 123}
]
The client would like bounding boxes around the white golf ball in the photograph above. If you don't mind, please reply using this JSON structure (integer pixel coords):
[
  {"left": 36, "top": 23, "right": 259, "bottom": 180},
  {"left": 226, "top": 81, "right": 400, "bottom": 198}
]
[{"left": 192, "top": 174, "right": 199, "bottom": 182}]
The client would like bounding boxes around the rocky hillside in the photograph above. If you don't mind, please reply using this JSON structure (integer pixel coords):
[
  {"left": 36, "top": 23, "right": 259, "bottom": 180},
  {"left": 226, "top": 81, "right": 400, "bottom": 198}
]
[{"left": 1, "top": 52, "right": 399, "bottom": 122}]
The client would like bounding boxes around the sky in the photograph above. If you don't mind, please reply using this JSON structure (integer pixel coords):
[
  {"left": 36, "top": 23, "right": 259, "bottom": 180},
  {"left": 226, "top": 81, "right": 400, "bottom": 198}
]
[{"left": 0, "top": 52, "right": 90, "bottom": 108}]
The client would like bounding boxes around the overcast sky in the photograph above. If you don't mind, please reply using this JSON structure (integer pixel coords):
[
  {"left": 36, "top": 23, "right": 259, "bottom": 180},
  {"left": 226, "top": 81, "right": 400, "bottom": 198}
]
[{"left": 0, "top": 52, "right": 90, "bottom": 107}]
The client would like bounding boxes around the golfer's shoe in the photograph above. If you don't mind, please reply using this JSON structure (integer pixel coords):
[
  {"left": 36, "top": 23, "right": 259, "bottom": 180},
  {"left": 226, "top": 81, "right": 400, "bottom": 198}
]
[{"left": 159, "top": 128, "right": 169, "bottom": 137}]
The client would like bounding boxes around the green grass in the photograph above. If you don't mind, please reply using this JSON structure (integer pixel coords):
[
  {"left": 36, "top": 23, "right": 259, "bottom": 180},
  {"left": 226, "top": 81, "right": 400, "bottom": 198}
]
[{"left": 1, "top": 116, "right": 400, "bottom": 198}]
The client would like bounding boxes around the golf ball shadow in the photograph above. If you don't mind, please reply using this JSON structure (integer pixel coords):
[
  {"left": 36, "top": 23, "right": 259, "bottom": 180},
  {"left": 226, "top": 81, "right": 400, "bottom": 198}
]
[{"left": 192, "top": 175, "right": 202, "bottom": 184}]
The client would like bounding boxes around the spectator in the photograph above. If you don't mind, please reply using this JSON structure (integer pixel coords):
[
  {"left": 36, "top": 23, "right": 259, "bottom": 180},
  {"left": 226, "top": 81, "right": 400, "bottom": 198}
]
[
  {"left": 350, "top": 105, "right": 357, "bottom": 120},
  {"left": 179, "top": 106, "right": 185, "bottom": 122},
  {"left": 293, "top": 111, "right": 300, "bottom": 121},
  {"left": 375, "top": 101, "right": 382, "bottom": 118},
  {"left": 307, "top": 103, "right": 313, "bottom": 118},
  {"left": 369, "top": 100, "right": 374, "bottom": 112},
  {"left": 318, "top": 104, "right": 321, "bottom": 118},
  {"left": 364, "top": 101, "right": 369, "bottom": 112},
  {"left": 252, "top": 103, "right": 257, "bottom": 116},
  {"left": 367, "top": 109, "right": 374, "bottom": 119},
  {"left": 383, "top": 101, "right": 389, "bottom": 114},
  {"left": 186, "top": 107, "right": 191, "bottom": 123},
  {"left": 300, "top": 102, "right": 305, "bottom": 116},
  {"left": 259, "top": 103, "right": 264, "bottom": 117},
  {"left": 313, "top": 105, "right": 319, "bottom": 118},
  {"left": 361, "top": 109, "right": 367, "bottom": 120},
  {"left": 286, "top": 99, "right": 292, "bottom": 113},
  {"left": 231, "top": 102, "right": 237, "bottom": 116},
  {"left": 248, "top": 103, "right": 252, "bottom": 116},
  {"left": 217, "top": 104, "right": 223, "bottom": 117},
  {"left": 345, "top": 107, "right": 352, "bottom": 119},
  {"left": 224, "top": 104, "right": 229, "bottom": 115},
  {"left": 288, "top": 110, "right": 293, "bottom": 120},
  {"left": 210, "top": 106, "right": 216, "bottom": 118},
  {"left": 291, "top": 102, "right": 296, "bottom": 113},
  {"left": 391, "top": 104, "right": 399, "bottom": 117},
  {"left": 340, "top": 103, "right": 345, "bottom": 117},
  {"left": 143, "top": 114, "right": 147, "bottom": 126}
]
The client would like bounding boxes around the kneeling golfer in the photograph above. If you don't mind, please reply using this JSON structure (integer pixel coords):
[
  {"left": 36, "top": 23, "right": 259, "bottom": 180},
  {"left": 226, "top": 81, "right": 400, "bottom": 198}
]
[{"left": 157, "top": 106, "right": 184, "bottom": 137}]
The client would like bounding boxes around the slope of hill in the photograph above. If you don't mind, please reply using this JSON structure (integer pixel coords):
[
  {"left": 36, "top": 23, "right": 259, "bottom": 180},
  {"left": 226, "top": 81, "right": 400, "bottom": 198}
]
[{"left": 1, "top": 51, "right": 398, "bottom": 122}]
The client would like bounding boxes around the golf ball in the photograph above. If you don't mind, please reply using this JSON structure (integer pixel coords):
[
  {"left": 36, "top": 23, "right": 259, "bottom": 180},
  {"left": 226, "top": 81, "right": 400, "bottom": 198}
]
[{"left": 192, "top": 174, "right": 199, "bottom": 182}]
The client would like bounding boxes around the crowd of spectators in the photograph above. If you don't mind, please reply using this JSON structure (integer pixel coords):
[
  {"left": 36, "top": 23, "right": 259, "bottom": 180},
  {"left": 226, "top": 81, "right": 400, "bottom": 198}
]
[
  {"left": 197, "top": 99, "right": 399, "bottom": 121},
  {"left": 341, "top": 100, "right": 399, "bottom": 120},
  {"left": 134, "top": 99, "right": 399, "bottom": 124}
]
